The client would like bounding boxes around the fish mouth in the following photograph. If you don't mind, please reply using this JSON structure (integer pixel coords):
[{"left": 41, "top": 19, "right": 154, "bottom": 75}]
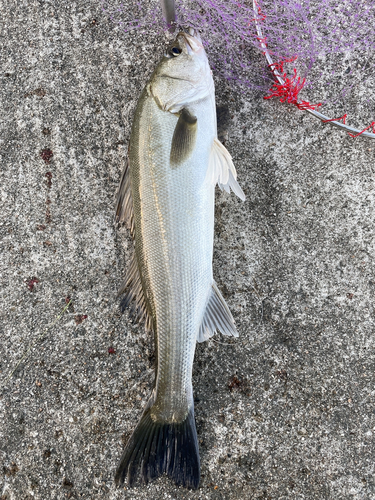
[{"left": 177, "top": 30, "right": 203, "bottom": 54}]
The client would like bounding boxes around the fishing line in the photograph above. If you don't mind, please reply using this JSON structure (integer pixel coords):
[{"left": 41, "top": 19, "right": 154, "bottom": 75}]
[{"left": 210, "top": 337, "right": 238, "bottom": 346}]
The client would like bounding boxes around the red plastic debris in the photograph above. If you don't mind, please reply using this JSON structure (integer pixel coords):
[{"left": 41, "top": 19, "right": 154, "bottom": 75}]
[
  {"left": 40, "top": 149, "right": 53, "bottom": 164},
  {"left": 108, "top": 346, "right": 116, "bottom": 355},
  {"left": 27, "top": 277, "right": 39, "bottom": 291}
]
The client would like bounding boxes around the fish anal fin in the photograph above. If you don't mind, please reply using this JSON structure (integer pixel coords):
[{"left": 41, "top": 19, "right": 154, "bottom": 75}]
[
  {"left": 115, "top": 155, "right": 153, "bottom": 331},
  {"left": 170, "top": 108, "right": 197, "bottom": 167},
  {"left": 207, "top": 138, "right": 246, "bottom": 201},
  {"left": 197, "top": 282, "right": 238, "bottom": 342},
  {"left": 115, "top": 154, "right": 135, "bottom": 235},
  {"left": 118, "top": 253, "right": 153, "bottom": 332}
]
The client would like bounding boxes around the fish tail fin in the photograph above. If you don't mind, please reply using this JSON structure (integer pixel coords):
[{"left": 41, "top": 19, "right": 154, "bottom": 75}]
[{"left": 115, "top": 405, "right": 200, "bottom": 489}]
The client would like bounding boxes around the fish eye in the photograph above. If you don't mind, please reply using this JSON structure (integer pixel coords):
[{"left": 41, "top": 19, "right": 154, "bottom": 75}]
[{"left": 169, "top": 47, "right": 182, "bottom": 57}]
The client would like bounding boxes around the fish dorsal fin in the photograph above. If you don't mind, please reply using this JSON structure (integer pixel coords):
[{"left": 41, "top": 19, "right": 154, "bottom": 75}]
[
  {"left": 207, "top": 138, "right": 246, "bottom": 201},
  {"left": 170, "top": 108, "right": 197, "bottom": 167},
  {"left": 197, "top": 282, "right": 238, "bottom": 342},
  {"left": 117, "top": 252, "right": 154, "bottom": 332},
  {"left": 115, "top": 154, "right": 135, "bottom": 236}
]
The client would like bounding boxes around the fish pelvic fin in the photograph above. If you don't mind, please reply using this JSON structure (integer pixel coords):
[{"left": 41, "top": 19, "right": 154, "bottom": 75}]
[
  {"left": 115, "top": 153, "right": 135, "bottom": 236},
  {"left": 208, "top": 138, "right": 246, "bottom": 201},
  {"left": 115, "top": 405, "right": 200, "bottom": 489},
  {"left": 197, "top": 281, "right": 239, "bottom": 342}
]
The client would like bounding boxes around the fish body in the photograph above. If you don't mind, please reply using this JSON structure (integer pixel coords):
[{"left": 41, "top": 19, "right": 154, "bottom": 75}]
[{"left": 115, "top": 31, "right": 245, "bottom": 489}]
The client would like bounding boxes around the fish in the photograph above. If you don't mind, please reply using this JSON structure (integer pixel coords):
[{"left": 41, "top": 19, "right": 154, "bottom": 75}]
[{"left": 114, "top": 29, "right": 245, "bottom": 490}]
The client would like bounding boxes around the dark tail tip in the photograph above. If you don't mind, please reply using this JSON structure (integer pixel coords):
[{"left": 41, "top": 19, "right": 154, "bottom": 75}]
[{"left": 115, "top": 406, "right": 200, "bottom": 489}]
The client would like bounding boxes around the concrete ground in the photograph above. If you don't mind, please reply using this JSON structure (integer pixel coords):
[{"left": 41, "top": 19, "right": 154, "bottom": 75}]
[{"left": 1, "top": 1, "right": 374, "bottom": 499}]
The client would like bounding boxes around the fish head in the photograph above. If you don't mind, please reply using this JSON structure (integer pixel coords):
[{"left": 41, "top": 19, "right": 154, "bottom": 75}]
[{"left": 149, "top": 30, "right": 214, "bottom": 113}]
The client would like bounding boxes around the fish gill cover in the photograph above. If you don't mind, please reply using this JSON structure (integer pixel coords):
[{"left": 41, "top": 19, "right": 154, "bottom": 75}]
[{"left": 102, "top": 0, "right": 375, "bottom": 132}]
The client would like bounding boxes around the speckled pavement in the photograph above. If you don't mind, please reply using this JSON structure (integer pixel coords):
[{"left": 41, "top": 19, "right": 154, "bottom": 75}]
[{"left": 1, "top": 1, "right": 374, "bottom": 499}]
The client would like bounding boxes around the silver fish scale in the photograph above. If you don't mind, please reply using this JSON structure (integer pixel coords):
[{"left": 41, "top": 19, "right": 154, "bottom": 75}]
[{"left": 129, "top": 85, "right": 216, "bottom": 424}]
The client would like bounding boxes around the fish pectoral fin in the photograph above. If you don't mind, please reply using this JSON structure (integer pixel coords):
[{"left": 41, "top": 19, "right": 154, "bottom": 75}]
[
  {"left": 170, "top": 108, "right": 197, "bottom": 167},
  {"left": 207, "top": 138, "right": 246, "bottom": 201},
  {"left": 115, "top": 153, "right": 135, "bottom": 235},
  {"left": 197, "top": 282, "right": 239, "bottom": 343}
]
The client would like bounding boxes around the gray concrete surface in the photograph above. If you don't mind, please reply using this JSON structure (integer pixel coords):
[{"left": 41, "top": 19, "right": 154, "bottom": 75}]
[{"left": 1, "top": 1, "right": 375, "bottom": 499}]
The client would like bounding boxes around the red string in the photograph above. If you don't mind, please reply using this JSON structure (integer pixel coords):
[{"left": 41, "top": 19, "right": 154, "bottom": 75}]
[
  {"left": 252, "top": 1, "right": 372, "bottom": 136},
  {"left": 322, "top": 114, "right": 347, "bottom": 124},
  {"left": 264, "top": 64, "right": 322, "bottom": 111},
  {"left": 249, "top": 0, "right": 266, "bottom": 23},
  {"left": 348, "top": 121, "right": 375, "bottom": 138},
  {"left": 268, "top": 56, "right": 297, "bottom": 74},
  {"left": 251, "top": 3, "right": 321, "bottom": 112}
]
